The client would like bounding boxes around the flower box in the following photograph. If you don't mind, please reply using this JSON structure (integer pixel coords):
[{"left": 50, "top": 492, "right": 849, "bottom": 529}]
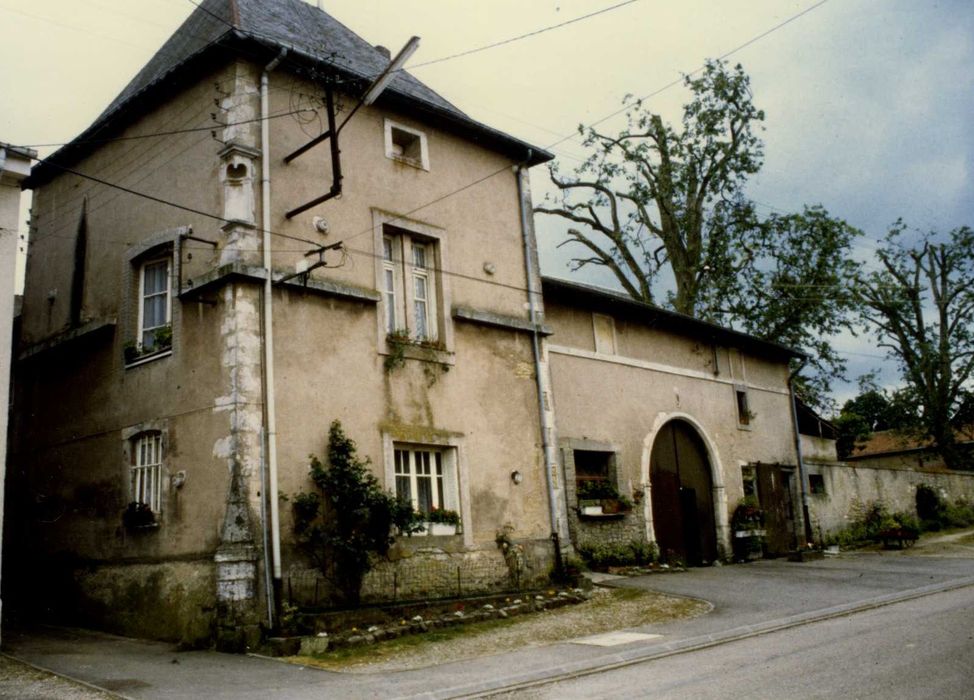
[
  {"left": 734, "top": 528, "right": 767, "bottom": 538},
  {"left": 426, "top": 522, "right": 458, "bottom": 536}
]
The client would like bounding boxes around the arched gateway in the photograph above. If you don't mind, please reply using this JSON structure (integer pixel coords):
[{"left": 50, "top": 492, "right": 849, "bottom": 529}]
[{"left": 649, "top": 420, "right": 719, "bottom": 565}]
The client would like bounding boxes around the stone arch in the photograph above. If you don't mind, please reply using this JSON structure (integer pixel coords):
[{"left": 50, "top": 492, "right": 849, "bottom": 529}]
[{"left": 640, "top": 413, "right": 729, "bottom": 562}]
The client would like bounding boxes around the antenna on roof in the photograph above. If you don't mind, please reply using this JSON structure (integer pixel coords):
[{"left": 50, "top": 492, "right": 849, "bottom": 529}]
[{"left": 361, "top": 36, "right": 420, "bottom": 106}]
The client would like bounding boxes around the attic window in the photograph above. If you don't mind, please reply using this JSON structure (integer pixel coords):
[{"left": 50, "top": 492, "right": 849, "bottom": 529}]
[{"left": 385, "top": 120, "right": 429, "bottom": 170}]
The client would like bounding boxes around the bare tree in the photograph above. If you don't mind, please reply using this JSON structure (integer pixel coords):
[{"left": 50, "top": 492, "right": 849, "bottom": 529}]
[
  {"left": 536, "top": 60, "right": 860, "bottom": 403},
  {"left": 857, "top": 223, "right": 974, "bottom": 469}
]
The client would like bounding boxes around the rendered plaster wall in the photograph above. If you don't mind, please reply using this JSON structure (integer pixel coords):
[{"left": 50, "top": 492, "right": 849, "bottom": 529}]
[
  {"left": 10, "top": 63, "right": 265, "bottom": 640},
  {"left": 265, "top": 73, "right": 529, "bottom": 319},
  {"left": 544, "top": 299, "right": 798, "bottom": 557},
  {"left": 270, "top": 296, "right": 554, "bottom": 601},
  {"left": 806, "top": 461, "right": 974, "bottom": 537}
]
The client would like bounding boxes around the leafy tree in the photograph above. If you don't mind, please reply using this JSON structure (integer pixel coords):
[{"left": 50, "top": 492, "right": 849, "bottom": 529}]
[
  {"left": 292, "top": 421, "right": 421, "bottom": 606},
  {"left": 535, "top": 60, "right": 860, "bottom": 405},
  {"left": 856, "top": 223, "right": 974, "bottom": 469}
]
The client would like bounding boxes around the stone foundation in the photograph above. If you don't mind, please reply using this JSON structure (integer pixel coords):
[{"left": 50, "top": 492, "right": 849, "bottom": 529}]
[{"left": 284, "top": 538, "right": 555, "bottom": 607}]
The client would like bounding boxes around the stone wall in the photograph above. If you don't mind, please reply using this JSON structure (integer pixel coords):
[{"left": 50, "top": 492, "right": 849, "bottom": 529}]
[
  {"left": 284, "top": 537, "right": 555, "bottom": 607},
  {"left": 27, "top": 559, "right": 216, "bottom": 647},
  {"left": 806, "top": 460, "right": 974, "bottom": 537}
]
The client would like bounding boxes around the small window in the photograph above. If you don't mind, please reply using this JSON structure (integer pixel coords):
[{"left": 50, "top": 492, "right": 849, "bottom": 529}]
[
  {"left": 394, "top": 445, "right": 459, "bottom": 529},
  {"left": 574, "top": 450, "right": 616, "bottom": 500},
  {"left": 741, "top": 464, "right": 758, "bottom": 500},
  {"left": 736, "top": 388, "right": 751, "bottom": 427},
  {"left": 593, "top": 314, "right": 616, "bottom": 354},
  {"left": 808, "top": 473, "right": 826, "bottom": 495},
  {"left": 382, "top": 228, "right": 439, "bottom": 342},
  {"left": 131, "top": 432, "right": 163, "bottom": 513},
  {"left": 385, "top": 120, "right": 429, "bottom": 170},
  {"left": 136, "top": 257, "right": 172, "bottom": 355}
]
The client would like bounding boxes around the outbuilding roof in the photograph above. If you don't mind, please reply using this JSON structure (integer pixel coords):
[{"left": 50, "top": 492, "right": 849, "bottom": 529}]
[
  {"left": 27, "top": 0, "right": 551, "bottom": 186},
  {"left": 541, "top": 275, "right": 805, "bottom": 362}
]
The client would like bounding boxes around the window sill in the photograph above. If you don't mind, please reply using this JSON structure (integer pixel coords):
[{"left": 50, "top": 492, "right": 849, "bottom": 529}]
[
  {"left": 736, "top": 423, "right": 753, "bottom": 431},
  {"left": 125, "top": 348, "right": 172, "bottom": 369},
  {"left": 382, "top": 341, "right": 455, "bottom": 367},
  {"left": 388, "top": 155, "right": 428, "bottom": 171}
]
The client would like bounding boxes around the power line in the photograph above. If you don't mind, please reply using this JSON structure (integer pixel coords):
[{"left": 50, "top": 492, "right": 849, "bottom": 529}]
[
  {"left": 27, "top": 153, "right": 320, "bottom": 248},
  {"left": 13, "top": 108, "right": 316, "bottom": 150},
  {"left": 547, "top": 0, "right": 831, "bottom": 148},
  {"left": 406, "top": 0, "right": 643, "bottom": 70}
]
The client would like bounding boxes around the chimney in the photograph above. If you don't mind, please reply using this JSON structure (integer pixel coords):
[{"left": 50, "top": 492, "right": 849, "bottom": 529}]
[{"left": 375, "top": 45, "right": 391, "bottom": 60}]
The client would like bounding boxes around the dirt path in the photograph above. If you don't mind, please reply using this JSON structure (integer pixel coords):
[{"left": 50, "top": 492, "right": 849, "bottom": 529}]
[{"left": 907, "top": 527, "right": 974, "bottom": 557}]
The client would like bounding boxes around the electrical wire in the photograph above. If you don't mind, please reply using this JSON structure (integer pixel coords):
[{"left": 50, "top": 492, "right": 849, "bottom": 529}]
[
  {"left": 14, "top": 108, "right": 316, "bottom": 150},
  {"left": 405, "top": 0, "right": 643, "bottom": 70}
]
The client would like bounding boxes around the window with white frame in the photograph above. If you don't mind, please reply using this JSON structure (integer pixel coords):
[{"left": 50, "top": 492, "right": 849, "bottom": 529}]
[
  {"left": 384, "top": 120, "right": 429, "bottom": 170},
  {"left": 131, "top": 431, "right": 163, "bottom": 512},
  {"left": 394, "top": 445, "right": 458, "bottom": 517},
  {"left": 138, "top": 257, "right": 171, "bottom": 352},
  {"left": 382, "top": 229, "right": 439, "bottom": 342}
]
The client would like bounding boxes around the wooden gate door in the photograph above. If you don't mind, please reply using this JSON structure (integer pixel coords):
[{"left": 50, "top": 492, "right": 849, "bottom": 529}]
[
  {"left": 756, "top": 463, "right": 796, "bottom": 555},
  {"left": 650, "top": 421, "right": 718, "bottom": 565}
]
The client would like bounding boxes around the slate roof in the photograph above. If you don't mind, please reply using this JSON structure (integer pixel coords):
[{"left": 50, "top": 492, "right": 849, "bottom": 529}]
[
  {"left": 541, "top": 276, "right": 805, "bottom": 362},
  {"left": 29, "top": 0, "right": 551, "bottom": 185}
]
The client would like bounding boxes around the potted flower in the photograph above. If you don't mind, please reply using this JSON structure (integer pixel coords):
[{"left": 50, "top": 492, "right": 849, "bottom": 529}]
[
  {"left": 425, "top": 507, "right": 461, "bottom": 536},
  {"left": 731, "top": 497, "right": 765, "bottom": 561}
]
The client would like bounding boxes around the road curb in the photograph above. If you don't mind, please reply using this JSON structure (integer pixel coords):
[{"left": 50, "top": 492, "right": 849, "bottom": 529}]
[{"left": 429, "top": 575, "right": 974, "bottom": 699}]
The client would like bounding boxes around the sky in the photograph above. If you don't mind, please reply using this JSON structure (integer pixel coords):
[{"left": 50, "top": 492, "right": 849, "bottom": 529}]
[{"left": 1, "top": 0, "right": 972, "bottom": 407}]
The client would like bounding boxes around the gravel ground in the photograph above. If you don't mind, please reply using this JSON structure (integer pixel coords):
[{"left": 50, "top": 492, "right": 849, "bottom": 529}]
[
  {"left": 0, "top": 655, "right": 116, "bottom": 699},
  {"left": 293, "top": 586, "right": 710, "bottom": 673}
]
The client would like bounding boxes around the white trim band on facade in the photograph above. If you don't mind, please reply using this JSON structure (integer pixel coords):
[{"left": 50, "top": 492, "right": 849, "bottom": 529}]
[{"left": 546, "top": 344, "right": 791, "bottom": 396}]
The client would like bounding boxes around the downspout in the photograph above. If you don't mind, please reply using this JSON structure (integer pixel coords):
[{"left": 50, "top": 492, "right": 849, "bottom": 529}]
[
  {"left": 261, "top": 48, "right": 287, "bottom": 625},
  {"left": 515, "top": 155, "right": 565, "bottom": 570},
  {"left": 788, "top": 357, "right": 814, "bottom": 547}
]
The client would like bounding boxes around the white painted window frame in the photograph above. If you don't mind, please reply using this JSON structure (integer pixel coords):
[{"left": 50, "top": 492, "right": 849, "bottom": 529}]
[
  {"left": 382, "top": 231, "right": 439, "bottom": 341},
  {"left": 382, "top": 431, "right": 470, "bottom": 543},
  {"left": 384, "top": 119, "right": 430, "bottom": 171},
  {"left": 131, "top": 431, "right": 164, "bottom": 513},
  {"left": 137, "top": 256, "right": 172, "bottom": 351}
]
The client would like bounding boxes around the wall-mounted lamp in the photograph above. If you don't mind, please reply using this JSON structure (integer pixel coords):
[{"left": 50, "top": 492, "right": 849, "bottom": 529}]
[{"left": 511, "top": 470, "right": 523, "bottom": 485}]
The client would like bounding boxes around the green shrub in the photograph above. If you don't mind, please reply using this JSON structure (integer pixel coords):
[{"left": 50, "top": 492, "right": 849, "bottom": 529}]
[
  {"left": 577, "top": 540, "right": 657, "bottom": 571},
  {"left": 942, "top": 501, "right": 974, "bottom": 529},
  {"left": 292, "top": 421, "right": 423, "bottom": 607}
]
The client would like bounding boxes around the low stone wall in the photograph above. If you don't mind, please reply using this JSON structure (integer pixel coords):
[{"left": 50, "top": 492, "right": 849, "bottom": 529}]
[
  {"left": 806, "top": 460, "right": 974, "bottom": 537},
  {"left": 38, "top": 559, "right": 216, "bottom": 646},
  {"left": 569, "top": 510, "right": 646, "bottom": 553},
  {"left": 285, "top": 537, "right": 555, "bottom": 607}
]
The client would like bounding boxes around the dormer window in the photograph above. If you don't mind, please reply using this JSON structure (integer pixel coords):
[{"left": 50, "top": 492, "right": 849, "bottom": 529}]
[{"left": 385, "top": 120, "right": 429, "bottom": 170}]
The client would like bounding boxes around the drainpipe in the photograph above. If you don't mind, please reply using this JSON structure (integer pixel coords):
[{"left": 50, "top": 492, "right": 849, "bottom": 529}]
[
  {"left": 515, "top": 155, "right": 565, "bottom": 569},
  {"left": 788, "top": 357, "right": 814, "bottom": 547},
  {"left": 261, "top": 48, "right": 287, "bottom": 624}
]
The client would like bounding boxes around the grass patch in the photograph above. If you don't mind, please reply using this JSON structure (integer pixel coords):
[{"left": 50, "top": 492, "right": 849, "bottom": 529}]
[{"left": 288, "top": 587, "right": 707, "bottom": 673}]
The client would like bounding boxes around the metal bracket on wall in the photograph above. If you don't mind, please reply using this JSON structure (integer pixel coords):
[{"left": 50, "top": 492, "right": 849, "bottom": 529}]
[{"left": 283, "top": 81, "right": 342, "bottom": 219}]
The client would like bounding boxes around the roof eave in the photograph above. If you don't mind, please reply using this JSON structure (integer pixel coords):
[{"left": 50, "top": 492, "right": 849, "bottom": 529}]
[{"left": 541, "top": 276, "right": 805, "bottom": 361}]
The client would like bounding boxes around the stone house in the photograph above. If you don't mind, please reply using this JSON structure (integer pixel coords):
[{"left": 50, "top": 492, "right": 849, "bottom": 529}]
[
  {"left": 7, "top": 0, "right": 820, "bottom": 650},
  {"left": 8, "top": 0, "right": 559, "bottom": 649}
]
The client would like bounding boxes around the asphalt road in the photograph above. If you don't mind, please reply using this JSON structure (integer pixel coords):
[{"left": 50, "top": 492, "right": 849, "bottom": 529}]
[
  {"left": 5, "top": 551, "right": 974, "bottom": 699},
  {"left": 505, "top": 584, "right": 974, "bottom": 700}
]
